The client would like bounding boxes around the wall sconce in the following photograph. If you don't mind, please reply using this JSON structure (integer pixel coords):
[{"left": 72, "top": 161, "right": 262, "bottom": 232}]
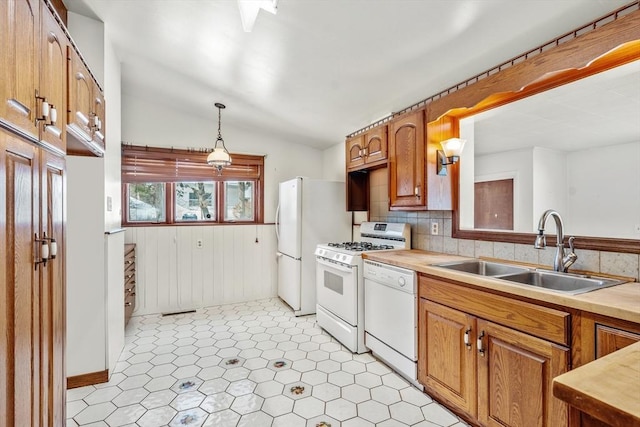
[{"left": 437, "top": 138, "right": 466, "bottom": 176}]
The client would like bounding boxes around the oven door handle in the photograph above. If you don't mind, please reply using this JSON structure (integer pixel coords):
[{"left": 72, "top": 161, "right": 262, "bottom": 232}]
[{"left": 316, "top": 256, "right": 355, "bottom": 273}]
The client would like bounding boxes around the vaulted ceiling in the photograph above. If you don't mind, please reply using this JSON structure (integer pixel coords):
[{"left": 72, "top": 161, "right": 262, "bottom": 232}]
[{"left": 63, "top": 0, "right": 633, "bottom": 149}]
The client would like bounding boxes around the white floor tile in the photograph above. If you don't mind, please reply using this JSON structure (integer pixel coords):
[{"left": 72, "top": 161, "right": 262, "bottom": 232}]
[{"left": 67, "top": 298, "right": 469, "bottom": 427}]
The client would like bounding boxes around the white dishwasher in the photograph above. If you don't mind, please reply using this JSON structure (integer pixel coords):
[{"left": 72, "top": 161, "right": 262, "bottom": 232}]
[{"left": 363, "top": 260, "right": 421, "bottom": 389}]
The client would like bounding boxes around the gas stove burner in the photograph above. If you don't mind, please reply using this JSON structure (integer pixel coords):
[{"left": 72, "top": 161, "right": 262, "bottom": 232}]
[{"left": 326, "top": 241, "right": 394, "bottom": 251}]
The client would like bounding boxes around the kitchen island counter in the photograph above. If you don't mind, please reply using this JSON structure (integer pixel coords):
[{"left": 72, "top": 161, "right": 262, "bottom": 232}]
[{"left": 553, "top": 340, "right": 640, "bottom": 426}]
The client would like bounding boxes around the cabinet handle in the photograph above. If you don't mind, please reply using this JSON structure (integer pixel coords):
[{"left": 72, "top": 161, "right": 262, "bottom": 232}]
[
  {"left": 414, "top": 185, "right": 421, "bottom": 199},
  {"left": 464, "top": 328, "right": 472, "bottom": 349},
  {"left": 477, "top": 331, "right": 486, "bottom": 356},
  {"left": 8, "top": 99, "right": 30, "bottom": 116},
  {"left": 48, "top": 31, "right": 58, "bottom": 44}
]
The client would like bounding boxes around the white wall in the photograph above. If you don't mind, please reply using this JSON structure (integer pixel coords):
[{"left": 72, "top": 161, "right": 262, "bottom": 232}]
[
  {"left": 67, "top": 12, "right": 104, "bottom": 87},
  {"left": 566, "top": 141, "right": 640, "bottom": 238},
  {"left": 475, "top": 148, "right": 533, "bottom": 232},
  {"left": 125, "top": 225, "right": 277, "bottom": 315},
  {"left": 103, "top": 23, "right": 124, "bottom": 375},
  {"left": 532, "top": 147, "right": 566, "bottom": 234},
  {"left": 66, "top": 156, "right": 106, "bottom": 377},
  {"left": 123, "top": 96, "right": 325, "bottom": 223},
  {"left": 322, "top": 142, "right": 345, "bottom": 181},
  {"left": 66, "top": 12, "right": 124, "bottom": 377}
]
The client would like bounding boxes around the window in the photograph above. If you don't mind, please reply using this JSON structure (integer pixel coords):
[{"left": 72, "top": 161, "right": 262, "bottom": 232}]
[
  {"left": 225, "top": 181, "right": 254, "bottom": 221},
  {"left": 122, "top": 144, "right": 264, "bottom": 225},
  {"left": 176, "top": 182, "right": 216, "bottom": 221},
  {"left": 127, "top": 183, "right": 166, "bottom": 222}
]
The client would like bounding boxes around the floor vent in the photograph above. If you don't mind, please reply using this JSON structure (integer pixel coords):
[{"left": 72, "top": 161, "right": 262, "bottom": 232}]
[{"left": 161, "top": 309, "right": 196, "bottom": 317}]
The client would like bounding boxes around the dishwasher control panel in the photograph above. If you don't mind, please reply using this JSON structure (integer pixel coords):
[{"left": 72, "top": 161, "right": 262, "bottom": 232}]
[{"left": 364, "top": 260, "right": 416, "bottom": 293}]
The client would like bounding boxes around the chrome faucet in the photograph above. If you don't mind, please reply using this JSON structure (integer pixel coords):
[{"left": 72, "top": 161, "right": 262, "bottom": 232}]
[{"left": 534, "top": 209, "right": 577, "bottom": 272}]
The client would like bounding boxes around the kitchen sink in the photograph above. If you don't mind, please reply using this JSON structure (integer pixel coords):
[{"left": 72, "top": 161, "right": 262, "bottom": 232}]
[
  {"left": 431, "top": 260, "right": 627, "bottom": 295},
  {"left": 432, "top": 260, "right": 530, "bottom": 277},
  {"left": 498, "top": 270, "right": 627, "bottom": 295}
]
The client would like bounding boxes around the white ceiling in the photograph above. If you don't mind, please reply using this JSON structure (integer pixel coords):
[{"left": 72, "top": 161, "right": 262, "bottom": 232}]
[
  {"left": 63, "top": 0, "right": 634, "bottom": 149},
  {"left": 470, "top": 60, "right": 640, "bottom": 155}
]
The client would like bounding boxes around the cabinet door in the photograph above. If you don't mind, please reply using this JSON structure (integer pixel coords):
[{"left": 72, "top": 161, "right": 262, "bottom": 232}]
[
  {"left": 39, "top": 4, "right": 67, "bottom": 153},
  {"left": 595, "top": 324, "right": 640, "bottom": 359},
  {"left": 39, "top": 150, "right": 65, "bottom": 427},
  {"left": 477, "top": 319, "right": 569, "bottom": 427},
  {"left": 0, "top": 0, "right": 40, "bottom": 140},
  {"left": 0, "top": 131, "right": 40, "bottom": 427},
  {"left": 92, "top": 87, "right": 106, "bottom": 150},
  {"left": 346, "top": 135, "right": 365, "bottom": 170},
  {"left": 67, "top": 48, "right": 93, "bottom": 142},
  {"left": 388, "top": 111, "right": 425, "bottom": 208},
  {"left": 364, "top": 126, "right": 387, "bottom": 164},
  {"left": 419, "top": 299, "right": 477, "bottom": 418}
]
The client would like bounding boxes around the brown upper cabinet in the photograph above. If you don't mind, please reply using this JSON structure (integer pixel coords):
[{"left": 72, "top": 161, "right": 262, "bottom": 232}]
[
  {"left": 67, "top": 46, "right": 105, "bottom": 156},
  {"left": 0, "top": 0, "right": 67, "bottom": 154},
  {"left": 346, "top": 125, "right": 388, "bottom": 171},
  {"left": 39, "top": 2, "right": 68, "bottom": 153},
  {"left": 0, "top": 0, "right": 104, "bottom": 157},
  {"left": 388, "top": 110, "right": 425, "bottom": 209},
  {"left": 386, "top": 109, "right": 455, "bottom": 211}
]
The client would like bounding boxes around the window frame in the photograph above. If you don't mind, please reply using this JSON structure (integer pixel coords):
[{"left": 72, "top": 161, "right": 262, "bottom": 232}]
[{"left": 121, "top": 144, "right": 264, "bottom": 226}]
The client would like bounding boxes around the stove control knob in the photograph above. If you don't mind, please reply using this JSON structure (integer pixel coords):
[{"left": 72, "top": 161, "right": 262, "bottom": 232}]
[{"left": 398, "top": 277, "right": 406, "bottom": 287}]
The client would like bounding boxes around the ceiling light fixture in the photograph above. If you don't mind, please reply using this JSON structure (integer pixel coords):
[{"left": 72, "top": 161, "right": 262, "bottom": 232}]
[
  {"left": 437, "top": 138, "right": 466, "bottom": 176},
  {"left": 207, "top": 102, "right": 232, "bottom": 174},
  {"left": 237, "top": 0, "right": 278, "bottom": 32}
]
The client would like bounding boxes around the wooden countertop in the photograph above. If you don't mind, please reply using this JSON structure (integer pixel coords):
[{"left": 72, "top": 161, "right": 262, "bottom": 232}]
[
  {"left": 553, "top": 341, "right": 640, "bottom": 426},
  {"left": 362, "top": 249, "right": 640, "bottom": 323}
]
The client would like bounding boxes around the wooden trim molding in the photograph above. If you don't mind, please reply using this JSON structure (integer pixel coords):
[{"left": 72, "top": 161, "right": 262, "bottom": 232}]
[
  {"left": 443, "top": 10, "right": 640, "bottom": 255},
  {"left": 67, "top": 370, "right": 109, "bottom": 389}
]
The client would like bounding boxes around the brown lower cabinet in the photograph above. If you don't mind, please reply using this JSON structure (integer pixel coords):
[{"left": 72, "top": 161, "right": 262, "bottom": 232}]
[
  {"left": 418, "top": 274, "right": 570, "bottom": 427},
  {"left": 1, "top": 129, "right": 66, "bottom": 427},
  {"left": 124, "top": 243, "right": 136, "bottom": 325}
]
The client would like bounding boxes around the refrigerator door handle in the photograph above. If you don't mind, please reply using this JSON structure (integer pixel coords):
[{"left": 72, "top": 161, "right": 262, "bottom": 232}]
[{"left": 275, "top": 203, "right": 280, "bottom": 242}]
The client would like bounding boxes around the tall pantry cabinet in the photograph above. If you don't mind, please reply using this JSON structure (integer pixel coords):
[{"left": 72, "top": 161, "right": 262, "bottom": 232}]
[{"left": 1, "top": 0, "right": 71, "bottom": 425}]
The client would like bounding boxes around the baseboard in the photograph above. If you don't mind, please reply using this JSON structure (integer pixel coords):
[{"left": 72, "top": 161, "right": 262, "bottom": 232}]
[{"left": 67, "top": 369, "right": 109, "bottom": 389}]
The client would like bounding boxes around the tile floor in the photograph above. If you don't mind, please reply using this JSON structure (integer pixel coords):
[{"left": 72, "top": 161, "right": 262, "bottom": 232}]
[{"left": 67, "top": 298, "right": 470, "bottom": 427}]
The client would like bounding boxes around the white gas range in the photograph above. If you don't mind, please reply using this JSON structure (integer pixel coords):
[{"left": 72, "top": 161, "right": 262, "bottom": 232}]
[{"left": 314, "top": 222, "right": 411, "bottom": 353}]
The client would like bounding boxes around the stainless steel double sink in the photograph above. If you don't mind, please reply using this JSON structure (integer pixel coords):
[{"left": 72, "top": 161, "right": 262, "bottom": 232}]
[{"left": 431, "top": 260, "right": 627, "bottom": 295}]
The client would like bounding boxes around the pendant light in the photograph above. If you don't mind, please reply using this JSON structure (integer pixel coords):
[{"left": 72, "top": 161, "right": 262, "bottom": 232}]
[{"left": 207, "top": 102, "right": 232, "bottom": 173}]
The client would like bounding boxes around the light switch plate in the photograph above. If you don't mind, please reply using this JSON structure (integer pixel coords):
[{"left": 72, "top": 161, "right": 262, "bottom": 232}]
[{"left": 107, "top": 196, "right": 113, "bottom": 212}]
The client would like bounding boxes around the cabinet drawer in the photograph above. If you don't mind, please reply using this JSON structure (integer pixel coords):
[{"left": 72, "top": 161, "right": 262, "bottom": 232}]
[
  {"left": 124, "top": 282, "right": 135, "bottom": 296},
  {"left": 125, "top": 271, "right": 136, "bottom": 286},
  {"left": 420, "top": 275, "right": 570, "bottom": 346},
  {"left": 125, "top": 290, "right": 136, "bottom": 324},
  {"left": 595, "top": 324, "right": 640, "bottom": 359}
]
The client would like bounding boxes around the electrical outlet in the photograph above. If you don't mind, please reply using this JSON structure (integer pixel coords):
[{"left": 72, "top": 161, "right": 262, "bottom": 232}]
[
  {"left": 431, "top": 222, "right": 439, "bottom": 235},
  {"left": 196, "top": 239, "right": 203, "bottom": 249}
]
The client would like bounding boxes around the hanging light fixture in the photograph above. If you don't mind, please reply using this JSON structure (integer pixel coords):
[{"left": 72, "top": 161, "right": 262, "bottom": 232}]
[{"left": 207, "top": 102, "right": 232, "bottom": 173}]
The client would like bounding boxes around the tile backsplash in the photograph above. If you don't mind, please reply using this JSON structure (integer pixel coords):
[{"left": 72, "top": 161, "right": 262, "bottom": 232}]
[{"left": 368, "top": 168, "right": 640, "bottom": 281}]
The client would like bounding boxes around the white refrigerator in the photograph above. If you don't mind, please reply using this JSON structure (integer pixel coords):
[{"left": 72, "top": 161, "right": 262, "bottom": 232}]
[{"left": 276, "top": 177, "right": 352, "bottom": 316}]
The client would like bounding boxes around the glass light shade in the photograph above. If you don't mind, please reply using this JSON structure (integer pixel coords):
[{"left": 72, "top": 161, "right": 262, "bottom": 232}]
[
  {"left": 207, "top": 148, "right": 232, "bottom": 167},
  {"left": 440, "top": 138, "right": 466, "bottom": 158}
]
